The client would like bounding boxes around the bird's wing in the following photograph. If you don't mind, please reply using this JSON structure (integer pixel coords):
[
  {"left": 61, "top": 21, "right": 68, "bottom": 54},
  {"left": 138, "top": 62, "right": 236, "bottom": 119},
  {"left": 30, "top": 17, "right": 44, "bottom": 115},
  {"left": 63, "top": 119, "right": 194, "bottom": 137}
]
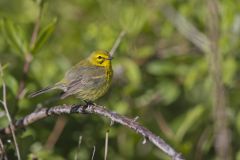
[{"left": 60, "top": 62, "right": 106, "bottom": 98}]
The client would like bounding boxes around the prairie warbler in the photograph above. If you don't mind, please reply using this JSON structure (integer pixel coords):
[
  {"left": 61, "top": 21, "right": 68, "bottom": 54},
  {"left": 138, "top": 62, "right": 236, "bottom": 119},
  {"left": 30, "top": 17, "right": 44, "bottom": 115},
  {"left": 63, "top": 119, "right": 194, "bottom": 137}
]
[{"left": 29, "top": 50, "right": 113, "bottom": 102}]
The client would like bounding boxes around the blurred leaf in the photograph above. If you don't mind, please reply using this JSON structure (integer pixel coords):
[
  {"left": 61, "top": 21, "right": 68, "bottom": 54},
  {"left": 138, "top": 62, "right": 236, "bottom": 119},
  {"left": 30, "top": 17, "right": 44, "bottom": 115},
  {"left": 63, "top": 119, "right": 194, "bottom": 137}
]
[
  {"left": 0, "top": 63, "right": 9, "bottom": 71},
  {"left": 31, "top": 18, "right": 57, "bottom": 54},
  {"left": 0, "top": 64, "right": 18, "bottom": 96},
  {"left": 136, "top": 46, "right": 154, "bottom": 59},
  {"left": 69, "top": 147, "right": 89, "bottom": 160},
  {"left": 114, "top": 101, "right": 129, "bottom": 115},
  {"left": 120, "top": 58, "right": 141, "bottom": 94},
  {"left": 157, "top": 81, "right": 180, "bottom": 105},
  {"left": 33, "top": 0, "right": 47, "bottom": 8},
  {"left": 135, "top": 88, "right": 161, "bottom": 108},
  {"left": 29, "top": 143, "right": 64, "bottom": 160},
  {"left": 118, "top": 131, "right": 135, "bottom": 157},
  {"left": 1, "top": 18, "right": 28, "bottom": 55},
  {"left": 120, "top": 5, "right": 147, "bottom": 35},
  {"left": 184, "top": 67, "right": 199, "bottom": 90},
  {"left": 236, "top": 111, "right": 240, "bottom": 135},
  {"left": 236, "top": 150, "right": 240, "bottom": 160},
  {"left": 175, "top": 105, "right": 205, "bottom": 142},
  {"left": 146, "top": 61, "right": 176, "bottom": 76},
  {"left": 4, "top": 73, "right": 18, "bottom": 95},
  {"left": 21, "top": 128, "right": 36, "bottom": 138},
  {"left": 0, "top": 116, "right": 9, "bottom": 129},
  {"left": 184, "top": 60, "right": 207, "bottom": 90},
  {"left": 223, "top": 57, "right": 237, "bottom": 86},
  {"left": 161, "top": 22, "right": 175, "bottom": 39}
]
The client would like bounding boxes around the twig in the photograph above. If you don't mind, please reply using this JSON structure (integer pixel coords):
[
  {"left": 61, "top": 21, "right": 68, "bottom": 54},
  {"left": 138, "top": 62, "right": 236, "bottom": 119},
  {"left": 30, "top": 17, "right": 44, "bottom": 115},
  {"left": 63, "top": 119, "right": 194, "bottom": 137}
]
[
  {"left": 74, "top": 136, "right": 82, "bottom": 160},
  {"left": 0, "top": 104, "right": 184, "bottom": 160},
  {"left": 154, "top": 112, "right": 174, "bottom": 140},
  {"left": 0, "top": 64, "right": 21, "bottom": 160},
  {"left": 44, "top": 116, "right": 67, "bottom": 150},
  {"left": 17, "top": 4, "right": 43, "bottom": 99},
  {"left": 104, "top": 130, "right": 109, "bottom": 160},
  {"left": 109, "top": 30, "right": 126, "bottom": 56},
  {"left": 91, "top": 146, "right": 96, "bottom": 160},
  {"left": 161, "top": 6, "right": 211, "bottom": 53},
  {"left": 195, "top": 127, "right": 211, "bottom": 160},
  {"left": 207, "top": 1, "right": 231, "bottom": 159},
  {"left": 30, "top": 7, "right": 43, "bottom": 50},
  {"left": 0, "top": 138, "right": 7, "bottom": 160}
]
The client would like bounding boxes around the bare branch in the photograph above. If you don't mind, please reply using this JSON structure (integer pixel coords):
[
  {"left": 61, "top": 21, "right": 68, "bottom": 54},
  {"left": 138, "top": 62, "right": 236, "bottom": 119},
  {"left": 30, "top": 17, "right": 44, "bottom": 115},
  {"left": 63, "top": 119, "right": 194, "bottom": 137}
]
[
  {"left": 17, "top": 4, "right": 44, "bottom": 99},
  {"left": 91, "top": 146, "right": 96, "bottom": 160},
  {"left": 30, "top": 6, "right": 43, "bottom": 49},
  {"left": 0, "top": 64, "right": 21, "bottom": 160},
  {"left": 74, "top": 135, "right": 82, "bottom": 160},
  {"left": 44, "top": 116, "right": 67, "bottom": 150},
  {"left": 0, "top": 104, "right": 184, "bottom": 160},
  {"left": 0, "top": 138, "right": 7, "bottom": 160},
  {"left": 207, "top": 0, "right": 231, "bottom": 159},
  {"left": 104, "top": 130, "right": 109, "bottom": 160},
  {"left": 109, "top": 30, "right": 126, "bottom": 56},
  {"left": 161, "top": 6, "right": 211, "bottom": 54}
]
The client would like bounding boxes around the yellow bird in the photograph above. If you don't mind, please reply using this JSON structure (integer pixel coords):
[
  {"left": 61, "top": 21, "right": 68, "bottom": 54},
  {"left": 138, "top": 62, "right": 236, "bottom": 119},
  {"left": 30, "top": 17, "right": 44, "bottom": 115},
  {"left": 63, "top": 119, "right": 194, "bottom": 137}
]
[{"left": 29, "top": 50, "right": 113, "bottom": 102}]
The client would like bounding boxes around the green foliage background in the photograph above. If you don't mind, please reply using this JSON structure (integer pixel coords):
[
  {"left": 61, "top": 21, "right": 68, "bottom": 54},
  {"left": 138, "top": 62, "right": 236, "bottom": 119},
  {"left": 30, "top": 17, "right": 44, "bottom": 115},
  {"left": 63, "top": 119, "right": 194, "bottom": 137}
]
[{"left": 0, "top": 0, "right": 240, "bottom": 159}]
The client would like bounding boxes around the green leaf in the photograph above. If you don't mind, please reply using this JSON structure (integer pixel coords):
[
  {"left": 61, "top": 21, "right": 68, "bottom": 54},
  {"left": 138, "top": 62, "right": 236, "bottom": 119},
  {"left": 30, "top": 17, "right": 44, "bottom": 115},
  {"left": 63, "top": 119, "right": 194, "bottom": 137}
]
[
  {"left": 33, "top": 0, "right": 47, "bottom": 8},
  {"left": 0, "top": 117, "right": 9, "bottom": 129},
  {"left": 223, "top": 57, "right": 237, "bottom": 86},
  {"left": 175, "top": 105, "right": 205, "bottom": 142},
  {"left": 114, "top": 101, "right": 129, "bottom": 115},
  {"left": 21, "top": 128, "right": 36, "bottom": 138},
  {"left": 0, "top": 64, "right": 18, "bottom": 96},
  {"left": 120, "top": 5, "right": 147, "bottom": 35},
  {"left": 1, "top": 18, "right": 28, "bottom": 55},
  {"left": 120, "top": 58, "right": 142, "bottom": 94},
  {"left": 184, "top": 60, "right": 207, "bottom": 90},
  {"left": 28, "top": 143, "right": 65, "bottom": 160},
  {"left": 0, "top": 63, "right": 9, "bottom": 72},
  {"left": 4, "top": 74, "right": 18, "bottom": 96},
  {"left": 236, "top": 111, "right": 240, "bottom": 135},
  {"left": 157, "top": 81, "right": 180, "bottom": 105},
  {"left": 236, "top": 150, "right": 240, "bottom": 160},
  {"left": 31, "top": 18, "right": 57, "bottom": 54},
  {"left": 146, "top": 61, "right": 176, "bottom": 76}
]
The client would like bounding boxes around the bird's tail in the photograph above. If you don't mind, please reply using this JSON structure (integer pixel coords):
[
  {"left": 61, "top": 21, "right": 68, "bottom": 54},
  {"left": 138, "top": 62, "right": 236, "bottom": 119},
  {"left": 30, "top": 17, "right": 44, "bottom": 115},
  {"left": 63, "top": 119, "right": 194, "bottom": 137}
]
[
  {"left": 28, "top": 86, "right": 55, "bottom": 98},
  {"left": 28, "top": 83, "right": 64, "bottom": 98}
]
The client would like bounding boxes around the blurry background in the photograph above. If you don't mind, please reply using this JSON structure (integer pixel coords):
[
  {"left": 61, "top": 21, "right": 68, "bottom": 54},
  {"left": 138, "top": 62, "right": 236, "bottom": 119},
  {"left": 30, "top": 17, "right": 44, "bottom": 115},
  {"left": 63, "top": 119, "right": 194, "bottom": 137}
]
[{"left": 0, "top": 0, "right": 240, "bottom": 159}]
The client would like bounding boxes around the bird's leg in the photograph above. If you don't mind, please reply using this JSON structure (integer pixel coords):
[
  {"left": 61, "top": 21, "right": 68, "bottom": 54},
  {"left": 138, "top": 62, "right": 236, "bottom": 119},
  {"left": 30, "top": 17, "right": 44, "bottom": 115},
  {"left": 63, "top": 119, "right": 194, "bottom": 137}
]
[
  {"left": 82, "top": 100, "right": 94, "bottom": 113},
  {"left": 84, "top": 100, "right": 94, "bottom": 105}
]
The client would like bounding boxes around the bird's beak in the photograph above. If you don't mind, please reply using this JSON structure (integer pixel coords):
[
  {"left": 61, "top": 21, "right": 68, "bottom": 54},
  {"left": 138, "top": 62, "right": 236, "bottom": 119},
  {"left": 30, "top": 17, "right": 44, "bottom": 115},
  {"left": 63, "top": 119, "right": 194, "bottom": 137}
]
[{"left": 107, "top": 56, "right": 113, "bottom": 60}]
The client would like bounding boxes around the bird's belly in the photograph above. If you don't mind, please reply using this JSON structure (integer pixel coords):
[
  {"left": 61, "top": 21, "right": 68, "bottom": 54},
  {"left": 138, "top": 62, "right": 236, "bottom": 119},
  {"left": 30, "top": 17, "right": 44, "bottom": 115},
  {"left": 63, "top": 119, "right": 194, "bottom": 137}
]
[{"left": 76, "top": 81, "right": 110, "bottom": 101}]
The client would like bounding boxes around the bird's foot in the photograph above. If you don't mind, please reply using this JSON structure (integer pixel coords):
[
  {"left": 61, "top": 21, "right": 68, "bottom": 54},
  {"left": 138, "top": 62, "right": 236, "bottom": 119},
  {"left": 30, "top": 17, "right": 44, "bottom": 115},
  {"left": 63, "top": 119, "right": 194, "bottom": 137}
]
[
  {"left": 83, "top": 100, "right": 94, "bottom": 106},
  {"left": 82, "top": 100, "right": 95, "bottom": 114}
]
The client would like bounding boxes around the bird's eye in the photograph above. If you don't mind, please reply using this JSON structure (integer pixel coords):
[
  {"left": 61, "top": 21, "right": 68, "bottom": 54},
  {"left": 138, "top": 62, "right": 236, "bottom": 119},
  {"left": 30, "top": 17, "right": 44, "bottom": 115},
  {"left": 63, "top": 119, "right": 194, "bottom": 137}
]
[{"left": 97, "top": 56, "right": 102, "bottom": 59}]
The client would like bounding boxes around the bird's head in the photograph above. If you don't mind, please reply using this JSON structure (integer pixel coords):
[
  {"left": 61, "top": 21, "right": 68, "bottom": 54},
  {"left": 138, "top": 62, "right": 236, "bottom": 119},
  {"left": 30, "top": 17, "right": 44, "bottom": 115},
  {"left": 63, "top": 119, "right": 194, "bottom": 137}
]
[{"left": 88, "top": 50, "right": 113, "bottom": 67}]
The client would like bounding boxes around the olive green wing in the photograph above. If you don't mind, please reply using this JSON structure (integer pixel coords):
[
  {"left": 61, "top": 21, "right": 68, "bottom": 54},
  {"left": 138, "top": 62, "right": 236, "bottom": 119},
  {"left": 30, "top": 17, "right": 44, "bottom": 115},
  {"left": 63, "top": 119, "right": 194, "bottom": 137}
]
[{"left": 60, "top": 62, "right": 106, "bottom": 99}]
